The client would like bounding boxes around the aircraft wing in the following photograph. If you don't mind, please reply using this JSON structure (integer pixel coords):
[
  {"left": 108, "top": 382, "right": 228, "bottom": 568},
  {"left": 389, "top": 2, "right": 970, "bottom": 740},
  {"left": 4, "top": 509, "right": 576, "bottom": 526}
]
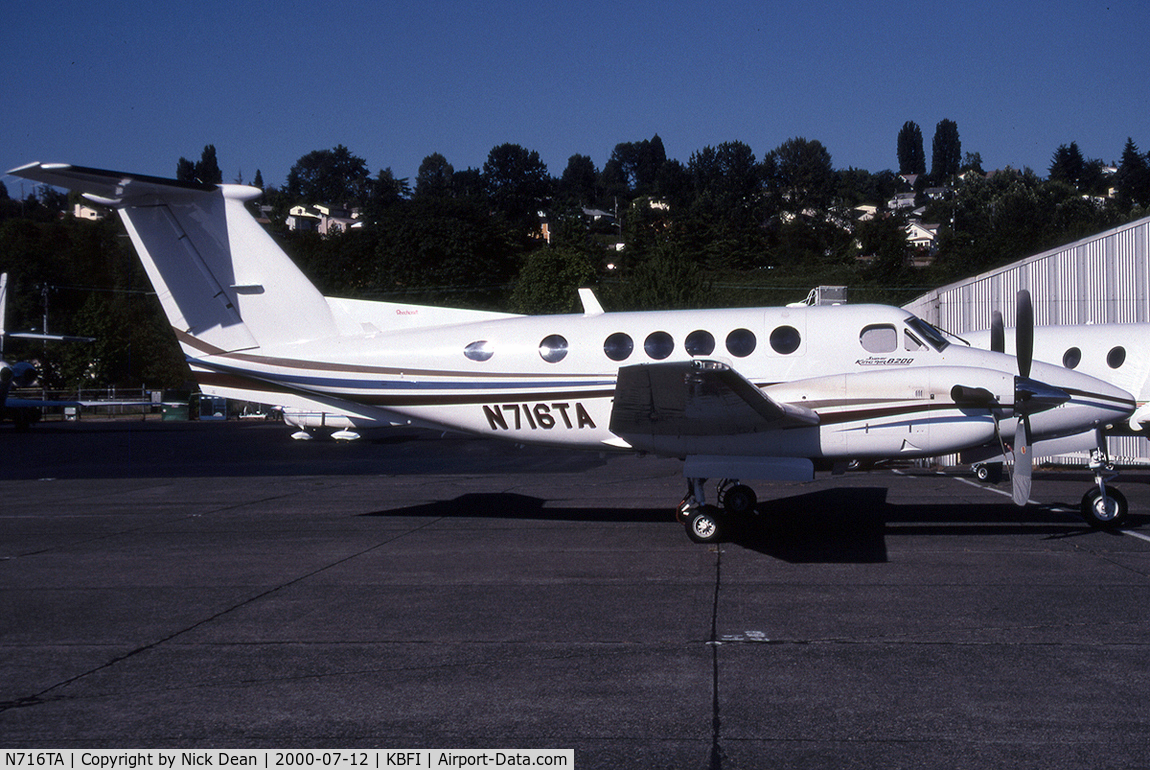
[{"left": 609, "top": 359, "right": 819, "bottom": 439}]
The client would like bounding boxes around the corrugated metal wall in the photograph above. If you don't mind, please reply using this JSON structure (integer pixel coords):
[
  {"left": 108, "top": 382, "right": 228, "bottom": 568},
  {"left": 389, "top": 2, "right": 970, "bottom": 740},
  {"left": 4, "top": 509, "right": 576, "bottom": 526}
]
[
  {"left": 906, "top": 215, "right": 1150, "bottom": 330},
  {"left": 904, "top": 214, "right": 1150, "bottom": 465}
]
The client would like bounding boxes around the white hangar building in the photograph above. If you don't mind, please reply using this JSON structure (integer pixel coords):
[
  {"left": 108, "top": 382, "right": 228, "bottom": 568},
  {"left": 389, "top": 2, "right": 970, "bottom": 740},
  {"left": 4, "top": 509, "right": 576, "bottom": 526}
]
[{"left": 903, "top": 213, "right": 1150, "bottom": 464}]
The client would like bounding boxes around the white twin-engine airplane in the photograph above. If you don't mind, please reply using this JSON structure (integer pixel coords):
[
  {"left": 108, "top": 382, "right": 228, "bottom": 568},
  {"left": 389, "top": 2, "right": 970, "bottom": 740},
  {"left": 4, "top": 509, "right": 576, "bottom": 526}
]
[{"left": 8, "top": 162, "right": 1138, "bottom": 541}]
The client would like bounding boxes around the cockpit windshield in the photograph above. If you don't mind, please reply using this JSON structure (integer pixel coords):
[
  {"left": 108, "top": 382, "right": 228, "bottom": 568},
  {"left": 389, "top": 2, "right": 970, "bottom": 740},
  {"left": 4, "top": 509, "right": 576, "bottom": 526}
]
[{"left": 904, "top": 316, "right": 950, "bottom": 351}]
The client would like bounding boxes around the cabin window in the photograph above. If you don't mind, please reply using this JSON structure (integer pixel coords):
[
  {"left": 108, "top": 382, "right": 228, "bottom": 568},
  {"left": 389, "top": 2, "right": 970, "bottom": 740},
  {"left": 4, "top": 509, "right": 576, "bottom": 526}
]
[
  {"left": 539, "top": 334, "right": 568, "bottom": 363},
  {"left": 604, "top": 332, "right": 634, "bottom": 361},
  {"left": 1063, "top": 347, "right": 1081, "bottom": 369},
  {"left": 685, "top": 330, "right": 715, "bottom": 356},
  {"left": 860, "top": 324, "right": 897, "bottom": 353},
  {"left": 1108, "top": 346, "right": 1126, "bottom": 369},
  {"left": 644, "top": 331, "right": 674, "bottom": 360},
  {"left": 769, "top": 325, "right": 801, "bottom": 355},
  {"left": 464, "top": 340, "right": 494, "bottom": 362},
  {"left": 726, "top": 328, "right": 757, "bottom": 357}
]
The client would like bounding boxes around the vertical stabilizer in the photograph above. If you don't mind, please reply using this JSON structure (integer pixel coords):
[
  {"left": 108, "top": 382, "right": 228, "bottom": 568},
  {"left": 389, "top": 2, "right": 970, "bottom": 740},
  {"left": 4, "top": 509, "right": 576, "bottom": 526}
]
[{"left": 7, "top": 164, "right": 338, "bottom": 354}]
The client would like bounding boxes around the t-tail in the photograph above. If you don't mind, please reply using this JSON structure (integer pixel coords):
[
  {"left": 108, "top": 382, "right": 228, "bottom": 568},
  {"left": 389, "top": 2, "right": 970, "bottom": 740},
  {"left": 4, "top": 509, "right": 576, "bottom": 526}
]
[{"left": 7, "top": 164, "right": 339, "bottom": 359}]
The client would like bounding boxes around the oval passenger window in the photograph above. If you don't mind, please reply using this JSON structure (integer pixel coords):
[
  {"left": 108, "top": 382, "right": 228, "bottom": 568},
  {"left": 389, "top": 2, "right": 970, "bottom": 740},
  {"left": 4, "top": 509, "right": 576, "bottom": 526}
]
[
  {"left": 1063, "top": 347, "right": 1081, "bottom": 369},
  {"left": 770, "top": 325, "right": 801, "bottom": 355},
  {"left": 604, "top": 332, "right": 634, "bottom": 362},
  {"left": 685, "top": 330, "right": 715, "bottom": 356},
  {"left": 539, "top": 334, "right": 568, "bottom": 363},
  {"left": 644, "top": 331, "right": 674, "bottom": 360},
  {"left": 725, "top": 329, "right": 757, "bottom": 358},
  {"left": 464, "top": 340, "right": 494, "bottom": 362}
]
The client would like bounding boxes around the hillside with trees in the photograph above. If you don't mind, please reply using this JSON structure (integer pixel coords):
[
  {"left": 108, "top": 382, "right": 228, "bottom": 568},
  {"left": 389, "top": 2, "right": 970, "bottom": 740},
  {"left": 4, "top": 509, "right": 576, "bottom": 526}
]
[{"left": 3, "top": 125, "right": 1148, "bottom": 393}]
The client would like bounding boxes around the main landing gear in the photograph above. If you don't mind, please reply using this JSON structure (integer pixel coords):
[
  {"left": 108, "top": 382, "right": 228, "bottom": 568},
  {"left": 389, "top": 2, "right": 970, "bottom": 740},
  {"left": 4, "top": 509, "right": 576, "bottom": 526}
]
[
  {"left": 1081, "top": 445, "right": 1128, "bottom": 529},
  {"left": 677, "top": 478, "right": 759, "bottom": 543}
]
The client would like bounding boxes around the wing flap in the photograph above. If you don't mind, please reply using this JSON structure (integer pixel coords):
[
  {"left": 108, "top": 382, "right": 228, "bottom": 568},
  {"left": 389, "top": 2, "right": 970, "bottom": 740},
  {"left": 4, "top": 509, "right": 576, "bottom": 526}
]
[{"left": 609, "top": 359, "right": 818, "bottom": 439}]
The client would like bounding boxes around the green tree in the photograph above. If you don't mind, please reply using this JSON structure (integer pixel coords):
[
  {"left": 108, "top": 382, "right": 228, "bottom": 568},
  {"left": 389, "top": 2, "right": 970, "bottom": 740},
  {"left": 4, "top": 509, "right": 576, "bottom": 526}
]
[
  {"left": 857, "top": 212, "right": 911, "bottom": 285},
  {"left": 601, "top": 135, "right": 668, "bottom": 200},
  {"left": 509, "top": 245, "right": 597, "bottom": 314},
  {"left": 610, "top": 241, "right": 703, "bottom": 310},
  {"left": 481, "top": 143, "right": 552, "bottom": 237},
  {"left": 682, "top": 141, "right": 764, "bottom": 270},
  {"left": 1048, "top": 142, "right": 1086, "bottom": 188},
  {"left": 930, "top": 119, "right": 961, "bottom": 181},
  {"left": 176, "top": 157, "right": 196, "bottom": 183},
  {"left": 372, "top": 196, "right": 519, "bottom": 306},
  {"left": 961, "top": 152, "right": 985, "bottom": 175},
  {"left": 195, "top": 145, "right": 222, "bottom": 185},
  {"left": 414, "top": 153, "right": 455, "bottom": 198},
  {"left": 287, "top": 145, "right": 372, "bottom": 205},
  {"left": 1116, "top": 138, "right": 1150, "bottom": 207},
  {"left": 557, "top": 154, "right": 599, "bottom": 206},
  {"left": 897, "top": 121, "right": 926, "bottom": 175},
  {"left": 764, "top": 137, "right": 835, "bottom": 213}
]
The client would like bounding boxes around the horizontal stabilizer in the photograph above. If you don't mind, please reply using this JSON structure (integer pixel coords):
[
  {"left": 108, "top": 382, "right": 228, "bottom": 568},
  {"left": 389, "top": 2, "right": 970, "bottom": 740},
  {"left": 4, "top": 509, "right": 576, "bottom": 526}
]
[
  {"left": 8, "top": 163, "right": 338, "bottom": 354},
  {"left": 7, "top": 163, "right": 218, "bottom": 205},
  {"left": 610, "top": 359, "right": 818, "bottom": 440}
]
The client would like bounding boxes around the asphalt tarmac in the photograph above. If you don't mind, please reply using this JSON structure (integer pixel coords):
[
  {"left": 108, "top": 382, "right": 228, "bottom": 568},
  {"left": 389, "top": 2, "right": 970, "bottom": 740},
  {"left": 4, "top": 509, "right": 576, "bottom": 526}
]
[{"left": 2, "top": 420, "right": 1149, "bottom": 769}]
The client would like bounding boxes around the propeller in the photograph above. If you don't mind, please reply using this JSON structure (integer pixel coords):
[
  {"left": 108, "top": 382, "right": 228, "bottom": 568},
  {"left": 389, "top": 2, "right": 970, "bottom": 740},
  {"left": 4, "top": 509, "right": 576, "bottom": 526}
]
[
  {"left": 990, "top": 310, "right": 1004, "bottom": 354},
  {"left": 1015, "top": 290, "right": 1034, "bottom": 379},
  {"left": 964, "top": 291, "right": 1066, "bottom": 503},
  {"left": 1009, "top": 290, "right": 1042, "bottom": 505}
]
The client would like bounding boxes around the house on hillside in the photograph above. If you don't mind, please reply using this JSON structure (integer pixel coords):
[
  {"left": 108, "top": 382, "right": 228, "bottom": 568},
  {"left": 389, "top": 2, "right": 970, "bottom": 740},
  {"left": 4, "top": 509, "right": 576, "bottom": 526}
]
[{"left": 286, "top": 204, "right": 361, "bottom": 236}]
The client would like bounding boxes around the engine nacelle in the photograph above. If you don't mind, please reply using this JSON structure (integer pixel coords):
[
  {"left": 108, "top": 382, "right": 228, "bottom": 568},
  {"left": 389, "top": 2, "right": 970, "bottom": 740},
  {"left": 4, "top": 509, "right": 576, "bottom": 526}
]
[{"left": 1, "top": 360, "right": 38, "bottom": 388}]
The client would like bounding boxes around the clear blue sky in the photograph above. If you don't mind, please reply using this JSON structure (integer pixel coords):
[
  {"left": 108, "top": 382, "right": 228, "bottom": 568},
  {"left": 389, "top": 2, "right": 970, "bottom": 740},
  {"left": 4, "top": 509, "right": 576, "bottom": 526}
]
[{"left": 4, "top": 0, "right": 1148, "bottom": 192}]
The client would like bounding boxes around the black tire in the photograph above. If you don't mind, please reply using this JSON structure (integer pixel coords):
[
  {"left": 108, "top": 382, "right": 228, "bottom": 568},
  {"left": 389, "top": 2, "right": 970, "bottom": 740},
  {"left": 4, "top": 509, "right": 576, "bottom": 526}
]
[
  {"left": 686, "top": 507, "right": 723, "bottom": 544},
  {"left": 974, "top": 463, "right": 1003, "bottom": 483},
  {"left": 1081, "top": 487, "right": 1128, "bottom": 529},
  {"left": 722, "top": 484, "right": 757, "bottom": 516}
]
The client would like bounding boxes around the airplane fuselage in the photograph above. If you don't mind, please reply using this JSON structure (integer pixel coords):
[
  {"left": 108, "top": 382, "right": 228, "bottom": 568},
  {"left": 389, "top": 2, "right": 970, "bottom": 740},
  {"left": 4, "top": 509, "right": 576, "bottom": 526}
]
[{"left": 188, "top": 302, "right": 1133, "bottom": 461}]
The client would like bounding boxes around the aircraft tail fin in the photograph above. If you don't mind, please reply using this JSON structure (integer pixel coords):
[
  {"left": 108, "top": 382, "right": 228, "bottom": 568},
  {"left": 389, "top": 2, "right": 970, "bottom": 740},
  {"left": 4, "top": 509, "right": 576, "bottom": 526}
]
[{"left": 7, "top": 163, "right": 338, "bottom": 355}]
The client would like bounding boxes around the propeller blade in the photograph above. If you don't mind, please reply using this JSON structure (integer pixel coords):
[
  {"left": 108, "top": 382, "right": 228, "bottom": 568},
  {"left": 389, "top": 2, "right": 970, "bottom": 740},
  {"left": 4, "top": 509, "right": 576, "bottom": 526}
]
[
  {"left": 990, "top": 310, "right": 1005, "bottom": 354},
  {"left": 1012, "top": 416, "right": 1033, "bottom": 506},
  {"left": 1016, "top": 290, "right": 1034, "bottom": 379}
]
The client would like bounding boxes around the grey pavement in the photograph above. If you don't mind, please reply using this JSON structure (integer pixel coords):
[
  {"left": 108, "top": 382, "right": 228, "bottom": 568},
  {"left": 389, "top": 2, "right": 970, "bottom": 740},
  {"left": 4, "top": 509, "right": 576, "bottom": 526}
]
[{"left": 2, "top": 420, "right": 1149, "bottom": 769}]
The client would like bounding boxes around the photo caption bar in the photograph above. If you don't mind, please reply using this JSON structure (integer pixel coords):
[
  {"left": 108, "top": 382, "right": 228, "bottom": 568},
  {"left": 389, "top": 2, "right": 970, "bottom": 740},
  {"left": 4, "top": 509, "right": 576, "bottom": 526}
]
[{"left": 1, "top": 751, "right": 574, "bottom": 770}]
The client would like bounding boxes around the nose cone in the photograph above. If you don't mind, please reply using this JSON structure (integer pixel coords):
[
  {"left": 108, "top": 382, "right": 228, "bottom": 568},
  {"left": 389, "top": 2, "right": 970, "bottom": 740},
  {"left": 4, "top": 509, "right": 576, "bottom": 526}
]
[{"left": 1025, "top": 360, "right": 1136, "bottom": 440}]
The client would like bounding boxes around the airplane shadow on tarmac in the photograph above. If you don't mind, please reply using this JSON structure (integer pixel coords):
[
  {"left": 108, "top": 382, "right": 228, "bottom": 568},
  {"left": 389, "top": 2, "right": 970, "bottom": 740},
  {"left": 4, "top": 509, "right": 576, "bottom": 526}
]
[{"left": 361, "top": 485, "right": 1146, "bottom": 564}]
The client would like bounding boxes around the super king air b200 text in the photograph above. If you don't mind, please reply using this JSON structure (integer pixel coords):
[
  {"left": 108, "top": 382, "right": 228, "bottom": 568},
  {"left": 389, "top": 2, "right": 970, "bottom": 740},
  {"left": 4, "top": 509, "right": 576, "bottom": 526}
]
[{"left": 9, "top": 162, "right": 1138, "bottom": 542}]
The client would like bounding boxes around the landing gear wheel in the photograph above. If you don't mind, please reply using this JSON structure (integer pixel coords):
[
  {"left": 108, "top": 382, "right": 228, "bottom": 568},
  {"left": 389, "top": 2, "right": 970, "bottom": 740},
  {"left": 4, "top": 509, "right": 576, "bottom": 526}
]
[
  {"left": 722, "top": 484, "right": 757, "bottom": 516},
  {"left": 686, "top": 507, "right": 724, "bottom": 544},
  {"left": 973, "top": 462, "right": 1003, "bottom": 483},
  {"left": 1081, "top": 487, "right": 1128, "bottom": 529}
]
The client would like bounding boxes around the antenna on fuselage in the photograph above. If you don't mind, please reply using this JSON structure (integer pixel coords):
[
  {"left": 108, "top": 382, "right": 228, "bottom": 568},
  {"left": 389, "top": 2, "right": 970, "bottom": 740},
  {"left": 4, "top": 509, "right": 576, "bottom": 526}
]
[{"left": 579, "top": 288, "right": 604, "bottom": 317}]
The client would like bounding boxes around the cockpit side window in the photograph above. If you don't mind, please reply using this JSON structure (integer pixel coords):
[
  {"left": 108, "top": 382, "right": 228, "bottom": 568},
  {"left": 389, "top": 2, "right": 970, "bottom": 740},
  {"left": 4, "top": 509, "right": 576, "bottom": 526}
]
[
  {"left": 860, "top": 324, "right": 897, "bottom": 353},
  {"left": 904, "top": 316, "right": 950, "bottom": 351},
  {"left": 904, "top": 331, "right": 926, "bottom": 352}
]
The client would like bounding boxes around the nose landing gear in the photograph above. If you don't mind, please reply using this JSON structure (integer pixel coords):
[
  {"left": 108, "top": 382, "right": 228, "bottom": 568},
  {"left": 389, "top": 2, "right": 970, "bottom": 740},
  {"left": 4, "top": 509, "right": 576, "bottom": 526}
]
[{"left": 1081, "top": 445, "right": 1128, "bottom": 529}]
